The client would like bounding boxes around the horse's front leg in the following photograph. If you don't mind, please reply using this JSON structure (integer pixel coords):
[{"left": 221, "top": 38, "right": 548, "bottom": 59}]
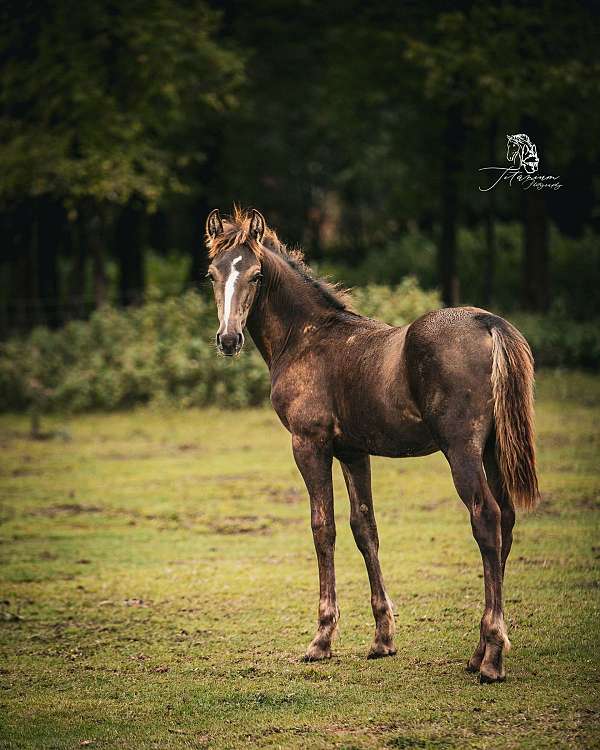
[{"left": 292, "top": 434, "right": 338, "bottom": 661}]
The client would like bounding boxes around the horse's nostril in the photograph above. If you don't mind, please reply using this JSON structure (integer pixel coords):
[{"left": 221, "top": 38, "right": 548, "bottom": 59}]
[
  {"left": 218, "top": 332, "right": 240, "bottom": 355},
  {"left": 216, "top": 333, "right": 221, "bottom": 348},
  {"left": 236, "top": 333, "right": 243, "bottom": 348}
]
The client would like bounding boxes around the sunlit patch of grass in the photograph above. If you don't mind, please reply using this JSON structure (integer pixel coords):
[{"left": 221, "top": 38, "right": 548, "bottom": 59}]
[{"left": 0, "top": 371, "right": 599, "bottom": 749}]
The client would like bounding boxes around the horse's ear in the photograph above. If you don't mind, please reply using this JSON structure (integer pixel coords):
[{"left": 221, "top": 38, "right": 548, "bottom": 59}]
[
  {"left": 249, "top": 209, "right": 266, "bottom": 243},
  {"left": 206, "top": 209, "right": 224, "bottom": 241}
]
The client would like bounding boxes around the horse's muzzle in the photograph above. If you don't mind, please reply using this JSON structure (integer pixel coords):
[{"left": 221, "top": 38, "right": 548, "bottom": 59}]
[{"left": 216, "top": 332, "right": 244, "bottom": 356}]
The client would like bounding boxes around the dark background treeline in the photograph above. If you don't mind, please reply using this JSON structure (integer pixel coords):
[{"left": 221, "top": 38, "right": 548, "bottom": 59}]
[{"left": 1, "top": 0, "right": 599, "bottom": 336}]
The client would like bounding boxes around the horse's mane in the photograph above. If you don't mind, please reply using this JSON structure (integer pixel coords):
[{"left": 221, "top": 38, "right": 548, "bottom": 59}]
[
  {"left": 508, "top": 133, "right": 532, "bottom": 147},
  {"left": 207, "top": 207, "right": 353, "bottom": 312}
]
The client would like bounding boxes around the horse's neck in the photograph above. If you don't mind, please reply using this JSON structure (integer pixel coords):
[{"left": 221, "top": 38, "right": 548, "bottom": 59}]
[{"left": 246, "top": 252, "right": 330, "bottom": 371}]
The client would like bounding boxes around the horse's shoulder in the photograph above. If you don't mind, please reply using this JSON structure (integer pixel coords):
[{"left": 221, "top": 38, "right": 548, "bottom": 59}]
[{"left": 270, "top": 358, "right": 333, "bottom": 438}]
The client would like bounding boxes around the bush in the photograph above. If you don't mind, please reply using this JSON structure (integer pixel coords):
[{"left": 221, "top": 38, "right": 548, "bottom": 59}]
[
  {"left": 1, "top": 279, "right": 596, "bottom": 414},
  {"left": 0, "top": 290, "right": 269, "bottom": 413},
  {"left": 352, "top": 277, "right": 441, "bottom": 326},
  {"left": 0, "top": 279, "right": 439, "bottom": 413},
  {"left": 510, "top": 312, "right": 600, "bottom": 370}
]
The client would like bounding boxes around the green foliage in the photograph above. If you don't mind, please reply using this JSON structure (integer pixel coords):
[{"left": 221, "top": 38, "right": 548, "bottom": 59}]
[
  {"left": 324, "top": 222, "right": 600, "bottom": 321},
  {"left": 404, "top": 5, "right": 600, "bottom": 146},
  {"left": 321, "top": 230, "right": 439, "bottom": 290},
  {"left": 351, "top": 277, "right": 441, "bottom": 327},
  {"left": 145, "top": 250, "right": 191, "bottom": 294},
  {"left": 0, "top": 0, "right": 243, "bottom": 206},
  {"left": 0, "top": 291, "right": 264, "bottom": 412},
  {"left": 1, "top": 278, "right": 598, "bottom": 415},
  {"left": 0, "top": 281, "right": 441, "bottom": 413},
  {"left": 512, "top": 312, "right": 600, "bottom": 370}
]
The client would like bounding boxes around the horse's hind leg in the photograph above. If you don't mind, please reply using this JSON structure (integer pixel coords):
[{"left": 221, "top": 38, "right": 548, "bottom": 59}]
[
  {"left": 484, "top": 438, "right": 516, "bottom": 579},
  {"left": 447, "top": 443, "right": 509, "bottom": 683},
  {"left": 465, "top": 439, "right": 516, "bottom": 675},
  {"left": 340, "top": 454, "right": 396, "bottom": 659}
]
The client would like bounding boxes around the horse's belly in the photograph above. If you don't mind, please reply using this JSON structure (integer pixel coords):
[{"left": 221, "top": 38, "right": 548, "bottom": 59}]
[{"left": 333, "top": 403, "right": 438, "bottom": 458}]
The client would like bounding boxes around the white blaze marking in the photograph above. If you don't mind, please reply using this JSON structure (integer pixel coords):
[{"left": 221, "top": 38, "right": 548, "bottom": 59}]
[{"left": 223, "top": 255, "right": 243, "bottom": 333}]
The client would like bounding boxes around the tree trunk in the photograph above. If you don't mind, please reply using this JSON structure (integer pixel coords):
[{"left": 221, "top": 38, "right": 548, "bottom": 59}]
[
  {"left": 439, "top": 104, "right": 463, "bottom": 307},
  {"left": 521, "top": 117, "right": 549, "bottom": 311},
  {"left": 11, "top": 201, "right": 36, "bottom": 333},
  {"left": 149, "top": 210, "right": 168, "bottom": 255},
  {"left": 36, "top": 197, "right": 64, "bottom": 328},
  {"left": 86, "top": 207, "right": 107, "bottom": 308},
  {"left": 189, "top": 197, "right": 210, "bottom": 288},
  {"left": 68, "top": 211, "right": 87, "bottom": 320},
  {"left": 483, "top": 120, "right": 497, "bottom": 306},
  {"left": 522, "top": 190, "right": 549, "bottom": 311},
  {"left": 116, "top": 198, "right": 145, "bottom": 306}
]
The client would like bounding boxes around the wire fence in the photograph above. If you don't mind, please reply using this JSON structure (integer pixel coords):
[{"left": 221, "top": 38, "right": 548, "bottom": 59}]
[{"left": 0, "top": 281, "right": 212, "bottom": 339}]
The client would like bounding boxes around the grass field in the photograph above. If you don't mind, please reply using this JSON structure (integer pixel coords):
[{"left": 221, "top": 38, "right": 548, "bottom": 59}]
[{"left": 1, "top": 371, "right": 599, "bottom": 749}]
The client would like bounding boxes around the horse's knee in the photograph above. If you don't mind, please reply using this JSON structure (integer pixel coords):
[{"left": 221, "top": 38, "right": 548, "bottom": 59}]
[{"left": 311, "top": 517, "right": 335, "bottom": 547}]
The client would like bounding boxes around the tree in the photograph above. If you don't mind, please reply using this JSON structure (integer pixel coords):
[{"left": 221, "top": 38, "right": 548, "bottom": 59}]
[
  {"left": 405, "top": 4, "right": 600, "bottom": 309},
  {"left": 0, "top": 0, "right": 244, "bottom": 324}
]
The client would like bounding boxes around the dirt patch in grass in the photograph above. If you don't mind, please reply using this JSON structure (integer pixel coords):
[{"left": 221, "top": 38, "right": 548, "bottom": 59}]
[
  {"left": 265, "top": 486, "right": 303, "bottom": 505},
  {"left": 208, "top": 515, "right": 301, "bottom": 535},
  {"left": 574, "top": 495, "right": 600, "bottom": 511},
  {"left": 30, "top": 503, "right": 105, "bottom": 516},
  {"left": 25, "top": 503, "right": 299, "bottom": 536}
]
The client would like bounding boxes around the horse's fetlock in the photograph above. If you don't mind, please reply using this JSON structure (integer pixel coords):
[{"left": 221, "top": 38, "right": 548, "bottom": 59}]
[
  {"left": 318, "top": 600, "right": 339, "bottom": 625},
  {"left": 482, "top": 615, "right": 509, "bottom": 648},
  {"left": 371, "top": 597, "right": 392, "bottom": 620}
]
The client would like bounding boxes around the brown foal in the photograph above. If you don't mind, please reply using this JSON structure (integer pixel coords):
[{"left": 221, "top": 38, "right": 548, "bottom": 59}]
[{"left": 205, "top": 207, "right": 539, "bottom": 683}]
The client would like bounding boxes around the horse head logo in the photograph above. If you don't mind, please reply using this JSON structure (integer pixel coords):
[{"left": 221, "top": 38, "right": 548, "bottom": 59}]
[{"left": 506, "top": 134, "right": 539, "bottom": 174}]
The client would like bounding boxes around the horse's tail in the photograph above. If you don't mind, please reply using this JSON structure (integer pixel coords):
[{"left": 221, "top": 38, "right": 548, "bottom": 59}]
[{"left": 488, "top": 319, "right": 540, "bottom": 511}]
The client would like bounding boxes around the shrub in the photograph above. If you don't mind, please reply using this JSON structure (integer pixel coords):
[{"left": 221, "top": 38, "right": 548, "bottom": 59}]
[
  {"left": 0, "top": 290, "right": 270, "bottom": 413},
  {"left": 510, "top": 312, "right": 600, "bottom": 370},
  {"left": 351, "top": 277, "right": 441, "bottom": 326},
  {"left": 1, "top": 279, "right": 596, "bottom": 414}
]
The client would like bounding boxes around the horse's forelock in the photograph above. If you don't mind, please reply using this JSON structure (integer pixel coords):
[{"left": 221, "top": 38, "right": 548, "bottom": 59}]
[{"left": 207, "top": 208, "right": 266, "bottom": 260}]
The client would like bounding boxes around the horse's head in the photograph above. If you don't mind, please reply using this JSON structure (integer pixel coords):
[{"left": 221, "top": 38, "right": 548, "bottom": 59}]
[
  {"left": 506, "top": 135, "right": 520, "bottom": 164},
  {"left": 506, "top": 134, "right": 539, "bottom": 174},
  {"left": 205, "top": 208, "right": 265, "bottom": 356}
]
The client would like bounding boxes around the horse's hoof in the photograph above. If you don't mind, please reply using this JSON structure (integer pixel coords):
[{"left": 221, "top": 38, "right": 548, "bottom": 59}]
[
  {"left": 302, "top": 647, "right": 332, "bottom": 662},
  {"left": 466, "top": 656, "right": 483, "bottom": 673},
  {"left": 479, "top": 666, "right": 506, "bottom": 684},
  {"left": 367, "top": 643, "right": 397, "bottom": 660}
]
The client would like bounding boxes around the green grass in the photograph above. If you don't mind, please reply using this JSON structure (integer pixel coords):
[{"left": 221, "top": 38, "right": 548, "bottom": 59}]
[{"left": 1, "top": 370, "right": 599, "bottom": 749}]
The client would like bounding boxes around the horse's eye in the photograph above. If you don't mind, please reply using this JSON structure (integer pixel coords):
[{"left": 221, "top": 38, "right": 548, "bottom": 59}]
[{"left": 251, "top": 273, "right": 263, "bottom": 284}]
